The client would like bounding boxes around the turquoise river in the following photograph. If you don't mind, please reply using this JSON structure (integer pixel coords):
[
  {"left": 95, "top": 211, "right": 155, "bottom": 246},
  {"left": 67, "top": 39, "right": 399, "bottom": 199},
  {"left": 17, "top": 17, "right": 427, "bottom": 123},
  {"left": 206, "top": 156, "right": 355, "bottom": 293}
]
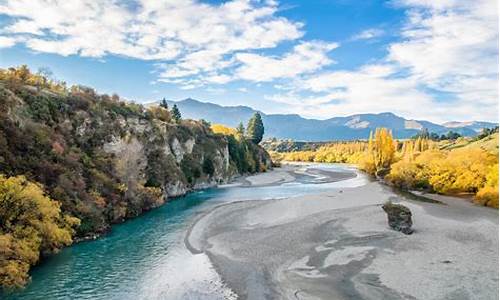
[{"left": 3, "top": 164, "right": 367, "bottom": 300}]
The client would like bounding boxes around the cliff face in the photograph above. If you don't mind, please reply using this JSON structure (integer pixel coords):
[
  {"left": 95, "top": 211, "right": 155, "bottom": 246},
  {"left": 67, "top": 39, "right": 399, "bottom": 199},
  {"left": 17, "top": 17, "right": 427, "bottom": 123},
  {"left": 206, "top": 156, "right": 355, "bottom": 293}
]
[{"left": 0, "top": 83, "right": 272, "bottom": 237}]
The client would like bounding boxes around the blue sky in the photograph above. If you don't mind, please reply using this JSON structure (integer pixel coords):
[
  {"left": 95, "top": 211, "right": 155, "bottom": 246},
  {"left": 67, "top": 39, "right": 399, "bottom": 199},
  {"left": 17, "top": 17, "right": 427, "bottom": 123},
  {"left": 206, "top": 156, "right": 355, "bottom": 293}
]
[{"left": 0, "top": 0, "right": 497, "bottom": 123}]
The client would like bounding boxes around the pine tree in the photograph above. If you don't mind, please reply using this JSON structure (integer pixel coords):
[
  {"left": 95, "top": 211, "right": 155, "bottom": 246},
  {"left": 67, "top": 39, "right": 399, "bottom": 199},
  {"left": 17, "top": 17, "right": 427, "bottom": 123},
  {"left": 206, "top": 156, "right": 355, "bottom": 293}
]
[
  {"left": 246, "top": 112, "right": 264, "bottom": 144},
  {"left": 236, "top": 122, "right": 245, "bottom": 136},
  {"left": 160, "top": 98, "right": 168, "bottom": 109},
  {"left": 171, "top": 104, "right": 181, "bottom": 123}
]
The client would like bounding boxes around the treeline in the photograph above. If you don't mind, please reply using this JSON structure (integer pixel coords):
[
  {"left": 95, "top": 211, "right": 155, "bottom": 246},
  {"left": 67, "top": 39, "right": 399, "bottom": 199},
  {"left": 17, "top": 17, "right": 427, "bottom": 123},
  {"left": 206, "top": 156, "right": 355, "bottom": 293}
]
[
  {"left": 0, "top": 66, "right": 271, "bottom": 288},
  {"left": 273, "top": 128, "right": 498, "bottom": 208},
  {"left": 412, "top": 128, "right": 462, "bottom": 141},
  {"left": 261, "top": 138, "right": 328, "bottom": 153}
]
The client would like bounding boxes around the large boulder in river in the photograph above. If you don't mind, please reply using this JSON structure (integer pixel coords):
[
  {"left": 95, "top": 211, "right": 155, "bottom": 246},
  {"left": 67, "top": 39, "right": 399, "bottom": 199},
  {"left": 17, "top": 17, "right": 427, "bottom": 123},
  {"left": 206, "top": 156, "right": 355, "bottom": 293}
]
[{"left": 382, "top": 202, "right": 413, "bottom": 235}]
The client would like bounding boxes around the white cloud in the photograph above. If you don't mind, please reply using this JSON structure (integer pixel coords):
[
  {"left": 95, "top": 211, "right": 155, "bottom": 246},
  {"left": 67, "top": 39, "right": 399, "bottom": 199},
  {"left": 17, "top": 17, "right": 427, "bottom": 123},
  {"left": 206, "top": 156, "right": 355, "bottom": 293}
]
[
  {"left": 267, "top": 0, "right": 498, "bottom": 122},
  {"left": 0, "top": 36, "right": 17, "bottom": 48},
  {"left": 205, "top": 74, "right": 233, "bottom": 84},
  {"left": 0, "top": 0, "right": 496, "bottom": 122},
  {"left": 269, "top": 63, "right": 440, "bottom": 119},
  {"left": 234, "top": 41, "right": 338, "bottom": 82},
  {"left": 388, "top": 0, "right": 498, "bottom": 118},
  {"left": 0, "top": 0, "right": 303, "bottom": 85},
  {"left": 351, "top": 28, "right": 385, "bottom": 40}
]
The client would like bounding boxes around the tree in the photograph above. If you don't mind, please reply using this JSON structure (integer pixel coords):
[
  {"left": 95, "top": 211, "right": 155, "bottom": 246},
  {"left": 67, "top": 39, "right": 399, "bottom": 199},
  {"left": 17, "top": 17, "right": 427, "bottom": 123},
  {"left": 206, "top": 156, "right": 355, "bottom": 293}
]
[
  {"left": 236, "top": 122, "right": 245, "bottom": 137},
  {"left": 420, "top": 128, "right": 429, "bottom": 139},
  {"left": 211, "top": 124, "right": 237, "bottom": 135},
  {"left": 446, "top": 131, "right": 461, "bottom": 140},
  {"left": 171, "top": 104, "right": 181, "bottom": 123},
  {"left": 0, "top": 175, "right": 80, "bottom": 288},
  {"left": 160, "top": 98, "right": 168, "bottom": 109},
  {"left": 246, "top": 112, "right": 264, "bottom": 144},
  {"left": 429, "top": 132, "right": 440, "bottom": 141},
  {"left": 360, "top": 128, "right": 395, "bottom": 175}
]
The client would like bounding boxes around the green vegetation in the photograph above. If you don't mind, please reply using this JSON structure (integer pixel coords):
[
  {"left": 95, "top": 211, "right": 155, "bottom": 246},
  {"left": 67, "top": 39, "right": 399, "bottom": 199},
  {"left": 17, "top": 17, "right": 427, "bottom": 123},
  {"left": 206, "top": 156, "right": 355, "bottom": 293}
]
[
  {"left": 159, "top": 98, "right": 169, "bottom": 109},
  {"left": 171, "top": 104, "right": 181, "bottom": 123},
  {"left": 273, "top": 129, "right": 498, "bottom": 208},
  {"left": 236, "top": 122, "right": 245, "bottom": 136},
  {"left": 211, "top": 123, "right": 271, "bottom": 173},
  {"left": 0, "top": 65, "right": 272, "bottom": 289},
  {"left": 246, "top": 112, "right": 264, "bottom": 144},
  {"left": 261, "top": 139, "right": 328, "bottom": 153},
  {"left": 412, "top": 128, "right": 462, "bottom": 141}
]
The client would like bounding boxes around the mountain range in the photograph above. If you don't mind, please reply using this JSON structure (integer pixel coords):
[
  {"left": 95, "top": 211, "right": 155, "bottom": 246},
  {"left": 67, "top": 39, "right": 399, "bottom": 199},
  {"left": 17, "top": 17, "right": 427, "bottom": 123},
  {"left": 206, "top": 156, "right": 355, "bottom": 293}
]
[{"left": 156, "top": 98, "right": 497, "bottom": 141}]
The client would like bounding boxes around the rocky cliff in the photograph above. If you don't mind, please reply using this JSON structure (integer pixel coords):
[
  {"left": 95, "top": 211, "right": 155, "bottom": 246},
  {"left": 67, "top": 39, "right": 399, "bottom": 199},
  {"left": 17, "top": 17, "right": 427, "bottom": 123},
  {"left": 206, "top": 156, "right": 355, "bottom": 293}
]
[{"left": 0, "top": 81, "right": 272, "bottom": 238}]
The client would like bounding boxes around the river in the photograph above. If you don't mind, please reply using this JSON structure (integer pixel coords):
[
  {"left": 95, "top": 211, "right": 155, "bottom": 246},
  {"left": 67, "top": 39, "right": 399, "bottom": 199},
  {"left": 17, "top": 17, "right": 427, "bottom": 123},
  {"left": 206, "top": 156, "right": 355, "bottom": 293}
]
[{"left": 3, "top": 164, "right": 367, "bottom": 299}]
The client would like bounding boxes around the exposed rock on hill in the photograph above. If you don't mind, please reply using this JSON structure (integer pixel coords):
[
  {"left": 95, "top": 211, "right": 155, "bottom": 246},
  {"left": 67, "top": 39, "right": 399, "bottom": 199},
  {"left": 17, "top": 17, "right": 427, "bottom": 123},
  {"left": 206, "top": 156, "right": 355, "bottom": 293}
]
[{"left": 0, "top": 80, "right": 272, "bottom": 238}]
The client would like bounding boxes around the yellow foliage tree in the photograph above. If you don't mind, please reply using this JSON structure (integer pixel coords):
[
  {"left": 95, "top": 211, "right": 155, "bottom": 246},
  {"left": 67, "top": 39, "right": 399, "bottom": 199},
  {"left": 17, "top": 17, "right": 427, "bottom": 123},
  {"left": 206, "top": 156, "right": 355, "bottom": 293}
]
[
  {"left": 274, "top": 127, "right": 498, "bottom": 208},
  {"left": 388, "top": 147, "right": 498, "bottom": 205},
  {"left": 211, "top": 124, "right": 237, "bottom": 136},
  {"left": 0, "top": 175, "right": 80, "bottom": 288},
  {"left": 475, "top": 163, "right": 499, "bottom": 208},
  {"left": 360, "top": 128, "right": 395, "bottom": 175}
]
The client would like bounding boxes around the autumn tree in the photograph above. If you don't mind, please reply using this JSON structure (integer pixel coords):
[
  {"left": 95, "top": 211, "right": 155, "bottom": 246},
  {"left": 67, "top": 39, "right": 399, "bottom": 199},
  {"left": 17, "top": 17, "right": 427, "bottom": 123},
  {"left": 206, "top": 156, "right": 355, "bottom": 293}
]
[
  {"left": 475, "top": 163, "right": 499, "bottom": 208},
  {"left": 0, "top": 175, "right": 80, "bottom": 288},
  {"left": 360, "top": 128, "right": 395, "bottom": 175},
  {"left": 211, "top": 124, "right": 237, "bottom": 136},
  {"left": 247, "top": 112, "right": 264, "bottom": 144}
]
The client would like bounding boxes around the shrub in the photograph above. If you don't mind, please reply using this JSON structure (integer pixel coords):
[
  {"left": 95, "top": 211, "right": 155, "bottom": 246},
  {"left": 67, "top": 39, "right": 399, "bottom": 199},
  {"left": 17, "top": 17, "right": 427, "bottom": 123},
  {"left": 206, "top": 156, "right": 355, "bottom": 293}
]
[
  {"left": 202, "top": 157, "right": 215, "bottom": 176},
  {"left": 0, "top": 175, "right": 80, "bottom": 288}
]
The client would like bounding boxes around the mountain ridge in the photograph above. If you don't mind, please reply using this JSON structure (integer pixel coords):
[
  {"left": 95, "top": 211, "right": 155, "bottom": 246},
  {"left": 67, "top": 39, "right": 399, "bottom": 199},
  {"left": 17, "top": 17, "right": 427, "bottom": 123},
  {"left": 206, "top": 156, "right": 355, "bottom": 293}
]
[{"left": 152, "top": 98, "right": 497, "bottom": 141}]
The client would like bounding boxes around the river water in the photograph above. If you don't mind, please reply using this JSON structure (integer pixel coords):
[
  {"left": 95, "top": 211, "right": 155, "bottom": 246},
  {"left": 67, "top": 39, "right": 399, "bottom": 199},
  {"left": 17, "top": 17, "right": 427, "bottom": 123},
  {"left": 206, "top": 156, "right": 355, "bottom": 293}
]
[{"left": 3, "top": 164, "right": 367, "bottom": 300}]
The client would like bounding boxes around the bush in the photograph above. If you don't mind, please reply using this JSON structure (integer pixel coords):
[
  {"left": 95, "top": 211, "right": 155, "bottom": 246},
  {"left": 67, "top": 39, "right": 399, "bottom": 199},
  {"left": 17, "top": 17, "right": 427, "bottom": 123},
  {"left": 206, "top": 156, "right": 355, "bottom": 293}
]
[
  {"left": 0, "top": 175, "right": 80, "bottom": 288},
  {"left": 475, "top": 186, "right": 499, "bottom": 208},
  {"left": 202, "top": 158, "right": 215, "bottom": 176},
  {"left": 180, "top": 154, "right": 201, "bottom": 184}
]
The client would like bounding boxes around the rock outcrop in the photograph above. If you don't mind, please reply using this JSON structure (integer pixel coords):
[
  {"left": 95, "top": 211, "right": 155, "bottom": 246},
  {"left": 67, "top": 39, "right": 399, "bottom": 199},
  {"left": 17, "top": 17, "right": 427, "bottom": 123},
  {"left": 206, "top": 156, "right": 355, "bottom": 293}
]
[{"left": 382, "top": 202, "right": 413, "bottom": 234}]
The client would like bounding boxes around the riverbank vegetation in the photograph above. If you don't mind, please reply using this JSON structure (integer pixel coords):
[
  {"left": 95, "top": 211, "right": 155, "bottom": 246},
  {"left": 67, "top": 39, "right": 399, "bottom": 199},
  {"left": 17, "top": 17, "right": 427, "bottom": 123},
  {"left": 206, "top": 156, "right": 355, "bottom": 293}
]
[
  {"left": 211, "top": 120, "right": 270, "bottom": 174},
  {"left": 0, "top": 175, "right": 80, "bottom": 288},
  {"left": 271, "top": 129, "right": 499, "bottom": 208},
  {"left": 0, "top": 66, "right": 272, "bottom": 289}
]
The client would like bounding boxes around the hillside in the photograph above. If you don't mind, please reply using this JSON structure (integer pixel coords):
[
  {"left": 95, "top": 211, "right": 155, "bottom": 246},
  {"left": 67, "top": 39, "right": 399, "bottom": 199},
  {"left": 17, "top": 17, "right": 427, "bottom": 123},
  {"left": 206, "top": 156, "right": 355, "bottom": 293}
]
[
  {"left": 0, "top": 73, "right": 272, "bottom": 238},
  {"left": 440, "top": 132, "right": 499, "bottom": 154},
  {"left": 156, "top": 98, "right": 497, "bottom": 141},
  {"left": 0, "top": 68, "right": 274, "bottom": 288}
]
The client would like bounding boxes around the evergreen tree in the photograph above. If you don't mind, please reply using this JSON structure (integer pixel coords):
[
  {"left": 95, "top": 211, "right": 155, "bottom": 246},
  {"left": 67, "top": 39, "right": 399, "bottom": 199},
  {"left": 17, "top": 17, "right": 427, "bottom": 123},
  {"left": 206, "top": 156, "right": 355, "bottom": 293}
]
[
  {"left": 171, "top": 104, "right": 181, "bottom": 123},
  {"left": 236, "top": 122, "right": 245, "bottom": 136},
  {"left": 247, "top": 112, "right": 264, "bottom": 143},
  {"left": 160, "top": 98, "right": 168, "bottom": 109}
]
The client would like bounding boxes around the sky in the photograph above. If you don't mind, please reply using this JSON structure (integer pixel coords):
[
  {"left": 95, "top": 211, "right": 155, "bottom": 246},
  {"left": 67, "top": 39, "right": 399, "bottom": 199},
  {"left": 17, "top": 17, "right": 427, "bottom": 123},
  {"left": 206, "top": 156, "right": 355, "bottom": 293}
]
[{"left": 0, "top": 0, "right": 498, "bottom": 123}]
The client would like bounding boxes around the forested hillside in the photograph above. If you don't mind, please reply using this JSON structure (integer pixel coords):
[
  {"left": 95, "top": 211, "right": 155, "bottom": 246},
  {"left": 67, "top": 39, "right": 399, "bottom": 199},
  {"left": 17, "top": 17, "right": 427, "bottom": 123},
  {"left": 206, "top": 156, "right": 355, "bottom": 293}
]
[{"left": 0, "top": 66, "right": 271, "bottom": 288}]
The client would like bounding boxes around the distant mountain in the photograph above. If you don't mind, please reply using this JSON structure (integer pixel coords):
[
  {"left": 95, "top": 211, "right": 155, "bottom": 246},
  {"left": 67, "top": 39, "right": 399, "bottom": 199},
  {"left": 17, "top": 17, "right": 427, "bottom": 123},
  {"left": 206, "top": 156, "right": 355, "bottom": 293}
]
[
  {"left": 442, "top": 121, "right": 496, "bottom": 132},
  {"left": 155, "top": 98, "right": 497, "bottom": 141}
]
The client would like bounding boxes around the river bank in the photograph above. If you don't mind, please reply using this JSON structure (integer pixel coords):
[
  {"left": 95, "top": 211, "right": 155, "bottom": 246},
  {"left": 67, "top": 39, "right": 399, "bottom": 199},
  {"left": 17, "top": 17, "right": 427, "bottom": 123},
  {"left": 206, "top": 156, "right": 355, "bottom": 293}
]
[{"left": 187, "top": 163, "right": 499, "bottom": 300}]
